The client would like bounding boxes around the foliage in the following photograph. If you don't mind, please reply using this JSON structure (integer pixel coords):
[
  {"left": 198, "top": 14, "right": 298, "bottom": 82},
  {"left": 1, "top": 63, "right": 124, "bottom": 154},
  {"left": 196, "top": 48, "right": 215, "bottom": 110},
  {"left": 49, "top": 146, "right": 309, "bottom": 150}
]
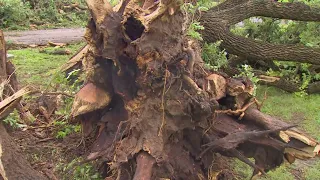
[
  {"left": 0, "top": 0, "right": 88, "bottom": 29},
  {"left": 266, "top": 62, "right": 319, "bottom": 96},
  {"left": 51, "top": 69, "right": 83, "bottom": 139},
  {"left": 187, "top": 22, "right": 205, "bottom": 40},
  {"left": 0, "top": 0, "right": 125, "bottom": 29},
  {"left": 49, "top": 68, "right": 84, "bottom": 95},
  {"left": 0, "top": 0, "right": 33, "bottom": 29},
  {"left": 57, "top": 158, "right": 102, "bottom": 180},
  {"left": 54, "top": 120, "right": 81, "bottom": 139},
  {"left": 108, "top": 0, "right": 120, "bottom": 6},
  {"left": 3, "top": 109, "right": 25, "bottom": 129},
  {"left": 28, "top": 0, "right": 88, "bottom": 27},
  {"left": 182, "top": 0, "right": 217, "bottom": 40},
  {"left": 202, "top": 41, "right": 228, "bottom": 70},
  {"left": 183, "top": 1, "right": 229, "bottom": 73},
  {"left": 234, "top": 64, "right": 260, "bottom": 95}
]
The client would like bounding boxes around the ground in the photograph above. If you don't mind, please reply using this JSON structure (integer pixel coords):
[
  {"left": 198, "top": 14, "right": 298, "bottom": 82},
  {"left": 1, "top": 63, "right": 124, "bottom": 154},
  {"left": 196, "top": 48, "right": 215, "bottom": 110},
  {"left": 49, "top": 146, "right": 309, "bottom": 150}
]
[
  {"left": 6, "top": 43, "right": 102, "bottom": 180},
  {"left": 3, "top": 43, "right": 320, "bottom": 179},
  {"left": 4, "top": 28, "right": 85, "bottom": 47}
]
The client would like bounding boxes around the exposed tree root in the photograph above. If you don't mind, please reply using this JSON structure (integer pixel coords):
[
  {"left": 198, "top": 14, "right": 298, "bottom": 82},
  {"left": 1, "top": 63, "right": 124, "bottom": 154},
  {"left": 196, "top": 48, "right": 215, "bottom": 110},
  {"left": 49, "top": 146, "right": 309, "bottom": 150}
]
[{"left": 60, "top": 0, "right": 320, "bottom": 179}]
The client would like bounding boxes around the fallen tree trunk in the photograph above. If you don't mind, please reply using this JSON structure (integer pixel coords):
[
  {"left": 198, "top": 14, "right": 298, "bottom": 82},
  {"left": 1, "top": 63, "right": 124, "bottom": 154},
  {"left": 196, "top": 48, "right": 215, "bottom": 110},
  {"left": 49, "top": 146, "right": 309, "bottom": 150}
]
[
  {"left": 0, "top": 30, "right": 48, "bottom": 180},
  {"left": 65, "top": 0, "right": 320, "bottom": 179}
]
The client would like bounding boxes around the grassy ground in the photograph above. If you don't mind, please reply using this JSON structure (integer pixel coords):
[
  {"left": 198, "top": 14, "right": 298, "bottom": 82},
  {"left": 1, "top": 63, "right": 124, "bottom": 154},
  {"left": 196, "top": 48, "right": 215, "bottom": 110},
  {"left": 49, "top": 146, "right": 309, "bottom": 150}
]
[
  {"left": 256, "top": 86, "right": 320, "bottom": 141},
  {"left": 9, "top": 43, "right": 85, "bottom": 88},
  {"left": 7, "top": 43, "right": 103, "bottom": 179},
  {"left": 232, "top": 85, "right": 320, "bottom": 180}
]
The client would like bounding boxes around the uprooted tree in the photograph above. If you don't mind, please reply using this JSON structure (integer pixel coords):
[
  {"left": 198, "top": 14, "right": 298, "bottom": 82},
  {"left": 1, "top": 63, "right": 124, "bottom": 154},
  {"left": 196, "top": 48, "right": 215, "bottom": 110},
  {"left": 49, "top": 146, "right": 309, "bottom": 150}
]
[{"left": 62, "top": 0, "right": 320, "bottom": 179}]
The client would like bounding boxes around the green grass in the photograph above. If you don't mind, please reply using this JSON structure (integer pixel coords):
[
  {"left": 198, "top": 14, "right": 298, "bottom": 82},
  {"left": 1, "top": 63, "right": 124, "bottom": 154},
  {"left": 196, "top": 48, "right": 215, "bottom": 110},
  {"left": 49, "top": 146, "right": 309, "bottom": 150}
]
[
  {"left": 232, "top": 159, "right": 254, "bottom": 179},
  {"left": 232, "top": 85, "right": 320, "bottom": 180},
  {"left": 256, "top": 85, "right": 320, "bottom": 141},
  {"left": 304, "top": 160, "right": 320, "bottom": 180},
  {"left": 232, "top": 158, "right": 295, "bottom": 180},
  {"left": 8, "top": 43, "right": 85, "bottom": 88}
]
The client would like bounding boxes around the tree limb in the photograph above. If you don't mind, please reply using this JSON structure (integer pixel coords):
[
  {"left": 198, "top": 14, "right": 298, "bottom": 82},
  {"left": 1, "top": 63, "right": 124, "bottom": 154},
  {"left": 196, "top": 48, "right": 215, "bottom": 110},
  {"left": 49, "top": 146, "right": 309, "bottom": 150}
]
[
  {"left": 210, "top": 0, "right": 249, "bottom": 12},
  {"left": 250, "top": 1, "right": 320, "bottom": 22},
  {"left": 201, "top": 24, "right": 320, "bottom": 64},
  {"left": 209, "top": 0, "right": 320, "bottom": 25}
]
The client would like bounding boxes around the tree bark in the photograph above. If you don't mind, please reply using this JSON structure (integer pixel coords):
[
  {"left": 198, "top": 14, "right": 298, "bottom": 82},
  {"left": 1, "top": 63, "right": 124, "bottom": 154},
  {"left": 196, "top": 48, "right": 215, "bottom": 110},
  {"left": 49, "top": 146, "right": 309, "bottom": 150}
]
[{"left": 0, "top": 31, "right": 7, "bottom": 84}]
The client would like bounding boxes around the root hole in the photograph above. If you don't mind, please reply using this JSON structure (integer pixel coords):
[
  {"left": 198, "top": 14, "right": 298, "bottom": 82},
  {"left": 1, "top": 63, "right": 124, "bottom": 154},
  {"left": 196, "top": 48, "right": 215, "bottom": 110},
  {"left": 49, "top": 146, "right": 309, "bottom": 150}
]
[{"left": 124, "top": 16, "right": 145, "bottom": 41}]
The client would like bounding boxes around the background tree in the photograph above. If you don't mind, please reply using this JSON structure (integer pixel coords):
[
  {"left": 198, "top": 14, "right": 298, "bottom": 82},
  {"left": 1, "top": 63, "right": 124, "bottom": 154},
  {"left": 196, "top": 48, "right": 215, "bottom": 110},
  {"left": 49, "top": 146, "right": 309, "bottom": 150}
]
[{"left": 199, "top": 0, "right": 320, "bottom": 94}]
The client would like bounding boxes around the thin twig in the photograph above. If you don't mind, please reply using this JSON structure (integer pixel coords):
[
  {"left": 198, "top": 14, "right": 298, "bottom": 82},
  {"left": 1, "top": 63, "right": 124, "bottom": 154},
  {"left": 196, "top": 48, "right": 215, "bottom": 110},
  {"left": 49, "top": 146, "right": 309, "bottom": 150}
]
[
  {"left": 215, "top": 99, "right": 256, "bottom": 120},
  {"left": 31, "top": 91, "right": 74, "bottom": 98},
  {"left": 36, "top": 137, "right": 55, "bottom": 143},
  {"left": 255, "top": 92, "right": 267, "bottom": 110},
  {"left": 0, "top": 68, "right": 16, "bottom": 99},
  {"left": 203, "top": 113, "right": 219, "bottom": 135},
  {"left": 158, "top": 65, "right": 168, "bottom": 136}
]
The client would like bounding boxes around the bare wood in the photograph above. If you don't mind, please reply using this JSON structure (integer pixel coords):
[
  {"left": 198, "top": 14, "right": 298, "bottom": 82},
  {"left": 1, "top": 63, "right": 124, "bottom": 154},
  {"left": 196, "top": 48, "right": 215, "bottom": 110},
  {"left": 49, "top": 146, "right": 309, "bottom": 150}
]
[
  {"left": 243, "top": 107, "right": 320, "bottom": 158},
  {"left": 60, "top": 44, "right": 89, "bottom": 72},
  {"left": 0, "top": 87, "right": 32, "bottom": 112}
]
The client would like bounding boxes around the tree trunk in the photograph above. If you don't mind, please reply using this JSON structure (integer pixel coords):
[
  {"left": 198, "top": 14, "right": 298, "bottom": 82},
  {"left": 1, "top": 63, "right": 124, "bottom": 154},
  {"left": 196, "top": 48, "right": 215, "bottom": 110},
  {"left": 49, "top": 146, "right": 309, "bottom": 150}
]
[
  {"left": 66, "top": 0, "right": 320, "bottom": 179},
  {"left": 0, "top": 30, "right": 48, "bottom": 180}
]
